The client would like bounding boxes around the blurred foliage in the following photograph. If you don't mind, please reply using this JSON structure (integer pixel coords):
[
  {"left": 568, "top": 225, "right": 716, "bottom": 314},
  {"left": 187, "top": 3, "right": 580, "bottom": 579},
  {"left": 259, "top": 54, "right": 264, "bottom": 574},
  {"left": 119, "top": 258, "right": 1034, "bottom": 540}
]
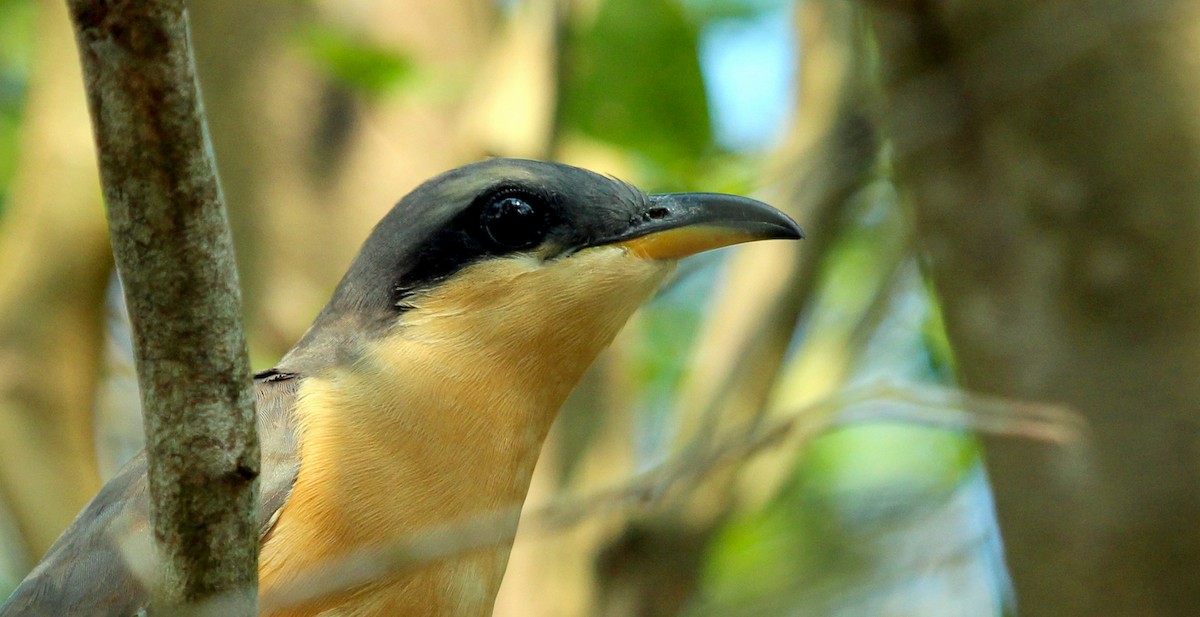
[
  {"left": 920, "top": 276, "right": 957, "bottom": 383},
  {"left": 630, "top": 273, "right": 713, "bottom": 398},
  {"left": 294, "top": 23, "right": 416, "bottom": 98},
  {"left": 701, "top": 424, "right": 978, "bottom": 607},
  {"left": 689, "top": 174, "right": 997, "bottom": 614},
  {"left": 678, "top": 0, "right": 793, "bottom": 22},
  {"left": 626, "top": 265, "right": 718, "bottom": 463},
  {"left": 559, "top": 0, "right": 713, "bottom": 182},
  {"left": 0, "top": 0, "right": 1003, "bottom": 613},
  {"left": 0, "top": 0, "right": 32, "bottom": 216},
  {"left": 801, "top": 425, "right": 976, "bottom": 500}
]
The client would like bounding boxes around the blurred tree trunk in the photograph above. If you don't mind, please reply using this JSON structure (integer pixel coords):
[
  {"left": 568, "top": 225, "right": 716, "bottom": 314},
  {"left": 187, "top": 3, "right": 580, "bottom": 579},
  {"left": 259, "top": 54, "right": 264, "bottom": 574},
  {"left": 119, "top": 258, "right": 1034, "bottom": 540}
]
[
  {"left": 189, "top": 0, "right": 300, "bottom": 355},
  {"left": 866, "top": 1, "right": 1200, "bottom": 615},
  {"left": 0, "top": 0, "right": 108, "bottom": 560}
]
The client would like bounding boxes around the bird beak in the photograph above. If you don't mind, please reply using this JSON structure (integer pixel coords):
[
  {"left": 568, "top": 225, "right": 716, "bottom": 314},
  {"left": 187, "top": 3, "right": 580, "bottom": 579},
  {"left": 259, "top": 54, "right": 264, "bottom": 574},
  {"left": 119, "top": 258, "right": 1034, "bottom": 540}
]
[{"left": 605, "top": 193, "right": 803, "bottom": 260}]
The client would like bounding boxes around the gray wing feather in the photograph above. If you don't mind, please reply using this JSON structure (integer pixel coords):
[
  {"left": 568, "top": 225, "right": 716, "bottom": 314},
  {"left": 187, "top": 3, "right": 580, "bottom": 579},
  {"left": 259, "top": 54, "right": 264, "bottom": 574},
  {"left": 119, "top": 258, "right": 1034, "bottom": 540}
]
[{"left": 0, "top": 373, "right": 302, "bottom": 616}]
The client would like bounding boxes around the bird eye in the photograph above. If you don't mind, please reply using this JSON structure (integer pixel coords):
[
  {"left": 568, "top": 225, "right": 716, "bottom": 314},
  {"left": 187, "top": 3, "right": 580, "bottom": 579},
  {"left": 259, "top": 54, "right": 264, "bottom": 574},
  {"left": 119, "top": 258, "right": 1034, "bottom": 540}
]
[{"left": 479, "top": 193, "right": 547, "bottom": 250}]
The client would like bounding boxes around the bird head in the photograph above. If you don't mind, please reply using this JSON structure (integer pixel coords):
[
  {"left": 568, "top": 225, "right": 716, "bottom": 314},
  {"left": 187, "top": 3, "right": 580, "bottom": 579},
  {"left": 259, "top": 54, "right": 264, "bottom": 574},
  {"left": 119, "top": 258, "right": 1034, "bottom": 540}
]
[{"left": 284, "top": 158, "right": 801, "bottom": 382}]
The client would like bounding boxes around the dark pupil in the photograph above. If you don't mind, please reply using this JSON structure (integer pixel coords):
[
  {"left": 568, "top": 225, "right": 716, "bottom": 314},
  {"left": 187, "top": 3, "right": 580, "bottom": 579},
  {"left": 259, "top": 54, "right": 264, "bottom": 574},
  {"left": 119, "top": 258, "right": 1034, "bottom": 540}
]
[{"left": 481, "top": 196, "right": 543, "bottom": 250}]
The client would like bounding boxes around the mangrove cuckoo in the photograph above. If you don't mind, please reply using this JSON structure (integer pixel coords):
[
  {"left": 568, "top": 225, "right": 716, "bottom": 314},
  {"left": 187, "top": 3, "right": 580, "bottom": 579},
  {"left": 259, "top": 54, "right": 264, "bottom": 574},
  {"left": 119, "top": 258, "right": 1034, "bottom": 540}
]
[{"left": 0, "top": 158, "right": 801, "bottom": 616}]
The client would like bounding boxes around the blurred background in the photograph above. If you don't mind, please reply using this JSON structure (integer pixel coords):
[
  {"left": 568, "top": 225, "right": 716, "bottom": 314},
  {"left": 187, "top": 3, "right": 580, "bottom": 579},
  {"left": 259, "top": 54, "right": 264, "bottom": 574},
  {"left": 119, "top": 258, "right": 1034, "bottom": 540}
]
[{"left": 1, "top": 0, "right": 1197, "bottom": 616}]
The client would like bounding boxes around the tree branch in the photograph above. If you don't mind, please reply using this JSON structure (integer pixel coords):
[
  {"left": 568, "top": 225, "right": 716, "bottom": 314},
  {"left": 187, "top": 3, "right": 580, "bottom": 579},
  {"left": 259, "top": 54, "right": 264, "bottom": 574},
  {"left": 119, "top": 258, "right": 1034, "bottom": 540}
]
[{"left": 64, "top": 1, "right": 258, "bottom": 611}]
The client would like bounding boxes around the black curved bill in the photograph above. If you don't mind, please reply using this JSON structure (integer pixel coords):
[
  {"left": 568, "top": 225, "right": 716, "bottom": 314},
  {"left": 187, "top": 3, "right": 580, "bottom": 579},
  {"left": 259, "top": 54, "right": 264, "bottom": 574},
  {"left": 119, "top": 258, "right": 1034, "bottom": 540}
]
[{"left": 594, "top": 192, "right": 803, "bottom": 260}]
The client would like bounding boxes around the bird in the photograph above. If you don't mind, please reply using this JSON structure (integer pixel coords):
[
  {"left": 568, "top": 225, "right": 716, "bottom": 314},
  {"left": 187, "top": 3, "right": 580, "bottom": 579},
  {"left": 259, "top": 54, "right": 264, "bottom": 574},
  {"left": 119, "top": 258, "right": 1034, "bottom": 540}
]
[{"left": 0, "top": 158, "right": 802, "bottom": 616}]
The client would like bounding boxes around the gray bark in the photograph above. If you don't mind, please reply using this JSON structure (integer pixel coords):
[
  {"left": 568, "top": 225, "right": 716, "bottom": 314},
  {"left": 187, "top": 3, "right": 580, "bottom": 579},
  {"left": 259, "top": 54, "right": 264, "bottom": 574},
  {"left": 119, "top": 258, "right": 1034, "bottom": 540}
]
[{"left": 64, "top": 1, "right": 258, "bottom": 611}]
